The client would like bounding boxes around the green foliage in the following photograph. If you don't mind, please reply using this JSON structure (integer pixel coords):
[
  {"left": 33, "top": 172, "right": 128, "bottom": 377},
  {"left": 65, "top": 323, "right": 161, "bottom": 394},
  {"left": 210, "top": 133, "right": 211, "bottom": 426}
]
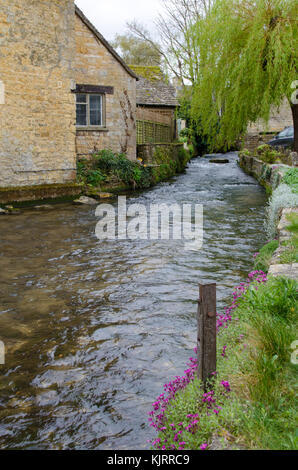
[
  {"left": 223, "top": 277, "right": 297, "bottom": 447},
  {"left": 111, "top": 34, "right": 161, "bottom": 66},
  {"left": 238, "top": 276, "right": 297, "bottom": 322},
  {"left": 96, "top": 150, "right": 153, "bottom": 189},
  {"left": 282, "top": 168, "right": 298, "bottom": 193},
  {"left": 77, "top": 161, "right": 106, "bottom": 186},
  {"left": 240, "top": 148, "right": 251, "bottom": 157},
  {"left": 256, "top": 145, "right": 283, "bottom": 164},
  {"left": 129, "top": 65, "right": 165, "bottom": 81},
  {"left": 279, "top": 212, "right": 298, "bottom": 264},
  {"left": 253, "top": 240, "right": 279, "bottom": 272},
  {"left": 77, "top": 148, "right": 191, "bottom": 191},
  {"left": 191, "top": 0, "right": 298, "bottom": 151},
  {"left": 151, "top": 146, "right": 191, "bottom": 183},
  {"left": 234, "top": 277, "right": 298, "bottom": 421},
  {"left": 279, "top": 240, "right": 298, "bottom": 264},
  {"left": 157, "top": 378, "right": 234, "bottom": 450},
  {"left": 178, "top": 91, "right": 209, "bottom": 156}
]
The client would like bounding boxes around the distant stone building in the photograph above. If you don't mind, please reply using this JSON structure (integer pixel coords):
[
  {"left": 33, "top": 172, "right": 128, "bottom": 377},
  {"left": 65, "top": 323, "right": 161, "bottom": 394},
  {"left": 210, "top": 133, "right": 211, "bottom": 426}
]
[
  {"left": 244, "top": 99, "right": 293, "bottom": 152},
  {"left": 129, "top": 66, "right": 179, "bottom": 144},
  {"left": 0, "top": 1, "right": 137, "bottom": 191}
]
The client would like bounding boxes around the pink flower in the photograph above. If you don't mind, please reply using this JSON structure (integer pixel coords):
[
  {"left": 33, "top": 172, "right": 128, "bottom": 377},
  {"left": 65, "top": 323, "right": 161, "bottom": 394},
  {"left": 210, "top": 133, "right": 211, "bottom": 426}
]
[{"left": 200, "top": 443, "right": 208, "bottom": 450}]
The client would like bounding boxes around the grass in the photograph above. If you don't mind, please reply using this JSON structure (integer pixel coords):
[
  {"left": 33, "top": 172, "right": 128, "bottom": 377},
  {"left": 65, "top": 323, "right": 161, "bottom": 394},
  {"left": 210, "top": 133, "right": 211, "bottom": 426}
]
[
  {"left": 279, "top": 212, "right": 298, "bottom": 264},
  {"left": 279, "top": 240, "right": 298, "bottom": 264},
  {"left": 150, "top": 275, "right": 298, "bottom": 450},
  {"left": 218, "top": 277, "right": 298, "bottom": 449},
  {"left": 253, "top": 240, "right": 279, "bottom": 272},
  {"left": 282, "top": 168, "right": 298, "bottom": 194}
]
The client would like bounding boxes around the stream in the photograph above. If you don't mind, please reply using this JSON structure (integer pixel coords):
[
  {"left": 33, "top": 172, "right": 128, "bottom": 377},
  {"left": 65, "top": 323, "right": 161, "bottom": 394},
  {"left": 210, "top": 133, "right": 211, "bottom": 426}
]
[{"left": 0, "top": 152, "right": 267, "bottom": 449}]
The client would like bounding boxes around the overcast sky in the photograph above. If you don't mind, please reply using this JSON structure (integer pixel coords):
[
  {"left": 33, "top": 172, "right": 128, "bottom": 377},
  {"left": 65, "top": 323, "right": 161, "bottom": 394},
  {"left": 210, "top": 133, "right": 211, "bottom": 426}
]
[{"left": 75, "top": 0, "right": 162, "bottom": 41}]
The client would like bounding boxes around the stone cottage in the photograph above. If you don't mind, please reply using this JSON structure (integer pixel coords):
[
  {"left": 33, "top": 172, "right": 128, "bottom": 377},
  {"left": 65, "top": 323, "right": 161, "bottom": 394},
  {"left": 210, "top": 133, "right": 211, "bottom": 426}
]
[
  {"left": 0, "top": 0, "right": 76, "bottom": 188},
  {"left": 0, "top": 1, "right": 138, "bottom": 193},
  {"left": 74, "top": 7, "right": 138, "bottom": 161},
  {"left": 129, "top": 66, "right": 179, "bottom": 145}
]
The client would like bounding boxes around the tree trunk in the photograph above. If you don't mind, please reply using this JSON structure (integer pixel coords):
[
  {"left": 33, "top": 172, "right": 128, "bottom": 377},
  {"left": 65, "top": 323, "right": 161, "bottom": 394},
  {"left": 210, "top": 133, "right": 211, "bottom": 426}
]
[{"left": 291, "top": 103, "right": 298, "bottom": 153}]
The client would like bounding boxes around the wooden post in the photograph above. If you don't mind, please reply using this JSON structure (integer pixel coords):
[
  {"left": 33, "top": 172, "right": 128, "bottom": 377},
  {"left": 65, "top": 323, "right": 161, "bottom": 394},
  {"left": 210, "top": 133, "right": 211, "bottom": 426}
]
[{"left": 197, "top": 283, "right": 217, "bottom": 389}]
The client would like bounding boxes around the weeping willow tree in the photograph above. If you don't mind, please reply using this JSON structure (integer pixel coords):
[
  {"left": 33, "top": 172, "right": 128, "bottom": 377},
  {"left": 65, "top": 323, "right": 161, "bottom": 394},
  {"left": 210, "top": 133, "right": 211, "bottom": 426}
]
[{"left": 191, "top": 0, "right": 298, "bottom": 152}]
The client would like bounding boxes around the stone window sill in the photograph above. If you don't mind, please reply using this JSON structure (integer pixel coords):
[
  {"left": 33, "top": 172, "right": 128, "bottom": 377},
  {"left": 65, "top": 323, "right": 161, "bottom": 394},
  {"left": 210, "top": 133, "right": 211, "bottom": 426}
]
[{"left": 76, "top": 126, "right": 109, "bottom": 132}]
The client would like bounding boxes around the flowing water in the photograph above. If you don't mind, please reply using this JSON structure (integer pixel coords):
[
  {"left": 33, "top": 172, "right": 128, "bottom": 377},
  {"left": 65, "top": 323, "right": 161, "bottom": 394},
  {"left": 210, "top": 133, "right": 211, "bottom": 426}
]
[{"left": 0, "top": 152, "right": 267, "bottom": 449}]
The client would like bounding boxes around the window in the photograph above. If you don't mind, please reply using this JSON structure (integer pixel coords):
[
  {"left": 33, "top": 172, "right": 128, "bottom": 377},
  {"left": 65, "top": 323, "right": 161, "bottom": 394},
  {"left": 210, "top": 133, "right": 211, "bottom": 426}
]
[
  {"left": 76, "top": 94, "right": 103, "bottom": 127},
  {"left": 278, "top": 127, "right": 294, "bottom": 138}
]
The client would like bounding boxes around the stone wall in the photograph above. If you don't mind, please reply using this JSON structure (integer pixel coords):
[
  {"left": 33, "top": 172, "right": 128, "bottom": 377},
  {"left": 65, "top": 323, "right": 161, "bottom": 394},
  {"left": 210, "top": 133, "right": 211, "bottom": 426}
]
[
  {"left": 74, "top": 13, "right": 137, "bottom": 161},
  {"left": 243, "top": 133, "right": 274, "bottom": 153},
  {"left": 238, "top": 153, "right": 285, "bottom": 190},
  {"left": 137, "top": 142, "right": 184, "bottom": 165},
  {"left": 0, "top": 0, "right": 77, "bottom": 188},
  {"left": 244, "top": 98, "right": 293, "bottom": 153},
  {"left": 247, "top": 98, "right": 293, "bottom": 134}
]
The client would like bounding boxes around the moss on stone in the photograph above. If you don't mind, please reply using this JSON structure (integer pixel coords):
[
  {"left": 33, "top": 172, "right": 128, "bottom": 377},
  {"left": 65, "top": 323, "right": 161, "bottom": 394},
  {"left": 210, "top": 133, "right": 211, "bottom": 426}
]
[{"left": 0, "top": 183, "right": 83, "bottom": 204}]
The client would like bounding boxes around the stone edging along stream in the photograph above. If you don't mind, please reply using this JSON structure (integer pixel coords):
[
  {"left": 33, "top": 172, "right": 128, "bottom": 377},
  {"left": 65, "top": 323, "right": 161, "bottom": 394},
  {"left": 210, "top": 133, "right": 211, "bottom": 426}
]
[{"left": 239, "top": 153, "right": 298, "bottom": 280}]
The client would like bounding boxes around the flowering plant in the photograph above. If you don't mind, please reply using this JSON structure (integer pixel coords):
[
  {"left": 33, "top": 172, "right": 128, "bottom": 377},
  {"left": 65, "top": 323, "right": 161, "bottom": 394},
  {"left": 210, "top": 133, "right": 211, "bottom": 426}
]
[{"left": 148, "top": 271, "right": 268, "bottom": 450}]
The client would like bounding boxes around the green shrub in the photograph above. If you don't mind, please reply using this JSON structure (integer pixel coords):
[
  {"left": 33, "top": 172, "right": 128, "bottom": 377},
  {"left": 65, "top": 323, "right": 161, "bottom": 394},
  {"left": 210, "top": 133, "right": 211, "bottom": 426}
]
[
  {"left": 77, "top": 160, "right": 106, "bottom": 186},
  {"left": 78, "top": 150, "right": 153, "bottom": 189},
  {"left": 255, "top": 144, "right": 283, "bottom": 164},
  {"left": 77, "top": 147, "right": 191, "bottom": 191},
  {"left": 239, "top": 148, "right": 251, "bottom": 157}
]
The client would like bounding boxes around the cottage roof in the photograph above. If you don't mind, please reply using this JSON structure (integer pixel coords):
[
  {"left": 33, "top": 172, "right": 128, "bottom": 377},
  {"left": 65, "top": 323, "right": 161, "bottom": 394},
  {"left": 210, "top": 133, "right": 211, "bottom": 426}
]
[
  {"left": 75, "top": 6, "right": 138, "bottom": 80},
  {"left": 129, "top": 66, "right": 179, "bottom": 107}
]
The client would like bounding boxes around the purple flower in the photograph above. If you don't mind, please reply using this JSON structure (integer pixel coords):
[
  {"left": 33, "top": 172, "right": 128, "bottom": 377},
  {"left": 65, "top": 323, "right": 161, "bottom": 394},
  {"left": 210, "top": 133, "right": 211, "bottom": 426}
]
[{"left": 148, "top": 268, "right": 268, "bottom": 449}]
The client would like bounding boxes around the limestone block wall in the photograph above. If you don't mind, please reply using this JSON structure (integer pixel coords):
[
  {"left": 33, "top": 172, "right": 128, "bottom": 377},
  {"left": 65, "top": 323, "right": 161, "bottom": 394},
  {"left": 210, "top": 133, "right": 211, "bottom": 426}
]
[
  {"left": 0, "top": 0, "right": 77, "bottom": 188},
  {"left": 244, "top": 99, "right": 293, "bottom": 152},
  {"left": 137, "top": 142, "right": 184, "bottom": 164},
  {"left": 74, "top": 14, "right": 137, "bottom": 161},
  {"left": 248, "top": 99, "right": 293, "bottom": 134},
  {"left": 243, "top": 133, "right": 273, "bottom": 153}
]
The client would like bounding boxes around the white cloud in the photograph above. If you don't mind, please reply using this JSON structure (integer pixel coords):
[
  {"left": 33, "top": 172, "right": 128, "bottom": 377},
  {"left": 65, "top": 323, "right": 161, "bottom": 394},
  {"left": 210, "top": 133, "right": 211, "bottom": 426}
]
[{"left": 75, "top": 0, "right": 162, "bottom": 41}]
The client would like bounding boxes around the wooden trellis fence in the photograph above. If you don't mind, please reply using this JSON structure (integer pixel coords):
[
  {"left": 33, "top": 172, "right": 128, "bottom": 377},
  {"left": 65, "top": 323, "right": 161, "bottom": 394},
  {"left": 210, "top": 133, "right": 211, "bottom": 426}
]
[{"left": 137, "top": 120, "right": 172, "bottom": 145}]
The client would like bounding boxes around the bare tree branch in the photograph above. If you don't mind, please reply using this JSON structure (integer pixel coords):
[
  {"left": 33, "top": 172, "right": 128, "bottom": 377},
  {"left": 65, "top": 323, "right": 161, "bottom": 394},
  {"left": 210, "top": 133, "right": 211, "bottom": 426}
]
[{"left": 126, "top": 0, "right": 213, "bottom": 86}]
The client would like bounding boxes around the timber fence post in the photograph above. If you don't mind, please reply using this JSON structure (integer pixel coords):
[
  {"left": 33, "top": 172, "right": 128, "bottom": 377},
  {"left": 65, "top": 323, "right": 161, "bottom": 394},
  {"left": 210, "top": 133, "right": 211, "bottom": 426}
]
[{"left": 197, "top": 283, "right": 217, "bottom": 390}]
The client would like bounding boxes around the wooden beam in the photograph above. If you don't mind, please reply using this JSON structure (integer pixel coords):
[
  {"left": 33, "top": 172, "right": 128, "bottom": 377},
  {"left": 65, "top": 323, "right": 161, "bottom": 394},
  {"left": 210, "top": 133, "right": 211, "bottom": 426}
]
[{"left": 74, "top": 84, "right": 114, "bottom": 95}]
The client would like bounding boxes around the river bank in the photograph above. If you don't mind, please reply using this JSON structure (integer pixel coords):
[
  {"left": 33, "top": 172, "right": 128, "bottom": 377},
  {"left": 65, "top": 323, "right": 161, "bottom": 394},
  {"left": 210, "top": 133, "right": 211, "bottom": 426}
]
[
  {"left": 149, "top": 270, "right": 297, "bottom": 450},
  {"left": 239, "top": 151, "right": 298, "bottom": 279},
  {"left": 0, "top": 146, "right": 191, "bottom": 208}
]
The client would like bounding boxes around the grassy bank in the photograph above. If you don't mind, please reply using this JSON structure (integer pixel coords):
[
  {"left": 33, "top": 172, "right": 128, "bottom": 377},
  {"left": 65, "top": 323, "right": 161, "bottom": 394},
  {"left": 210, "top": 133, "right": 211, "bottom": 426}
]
[
  {"left": 149, "top": 272, "right": 298, "bottom": 450},
  {"left": 77, "top": 147, "right": 191, "bottom": 194}
]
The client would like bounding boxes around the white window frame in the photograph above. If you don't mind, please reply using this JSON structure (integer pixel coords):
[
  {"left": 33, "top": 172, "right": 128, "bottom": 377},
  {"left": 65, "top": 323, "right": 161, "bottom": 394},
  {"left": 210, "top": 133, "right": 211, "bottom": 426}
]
[{"left": 76, "top": 93, "right": 105, "bottom": 128}]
